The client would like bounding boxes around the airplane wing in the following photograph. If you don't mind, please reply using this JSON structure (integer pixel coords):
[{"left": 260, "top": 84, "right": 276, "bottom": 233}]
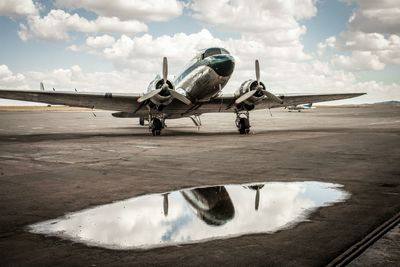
[
  {"left": 259, "top": 93, "right": 366, "bottom": 109},
  {"left": 0, "top": 89, "right": 142, "bottom": 112},
  {"left": 186, "top": 93, "right": 365, "bottom": 115},
  {"left": 0, "top": 89, "right": 365, "bottom": 118}
]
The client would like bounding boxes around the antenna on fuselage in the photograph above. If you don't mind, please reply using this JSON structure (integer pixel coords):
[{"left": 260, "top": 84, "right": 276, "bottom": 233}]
[{"left": 40, "top": 82, "right": 45, "bottom": 91}]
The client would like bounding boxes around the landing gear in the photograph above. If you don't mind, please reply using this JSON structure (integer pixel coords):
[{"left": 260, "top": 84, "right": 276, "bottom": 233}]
[
  {"left": 235, "top": 110, "right": 250, "bottom": 134},
  {"left": 149, "top": 113, "right": 165, "bottom": 136},
  {"left": 139, "top": 117, "right": 145, "bottom": 126},
  {"left": 189, "top": 115, "right": 202, "bottom": 129},
  {"left": 151, "top": 118, "right": 163, "bottom": 136}
]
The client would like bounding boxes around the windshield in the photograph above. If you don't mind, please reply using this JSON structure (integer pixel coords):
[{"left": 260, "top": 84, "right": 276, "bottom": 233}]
[{"left": 202, "top": 48, "right": 230, "bottom": 59}]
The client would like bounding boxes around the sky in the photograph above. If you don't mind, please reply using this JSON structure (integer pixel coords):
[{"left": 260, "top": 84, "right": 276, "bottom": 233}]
[{"left": 0, "top": 0, "right": 399, "bottom": 105}]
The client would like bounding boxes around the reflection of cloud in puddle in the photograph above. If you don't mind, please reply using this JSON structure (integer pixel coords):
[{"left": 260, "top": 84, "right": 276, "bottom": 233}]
[{"left": 28, "top": 181, "right": 349, "bottom": 250}]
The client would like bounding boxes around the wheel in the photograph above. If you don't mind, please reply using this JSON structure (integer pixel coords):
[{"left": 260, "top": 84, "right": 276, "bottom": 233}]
[
  {"left": 152, "top": 130, "right": 161, "bottom": 136},
  {"left": 238, "top": 118, "right": 250, "bottom": 135},
  {"left": 139, "top": 117, "right": 145, "bottom": 125},
  {"left": 151, "top": 118, "right": 163, "bottom": 136}
]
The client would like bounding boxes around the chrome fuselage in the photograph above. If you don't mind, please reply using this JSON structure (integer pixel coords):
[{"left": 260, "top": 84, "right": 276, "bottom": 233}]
[{"left": 173, "top": 49, "right": 235, "bottom": 102}]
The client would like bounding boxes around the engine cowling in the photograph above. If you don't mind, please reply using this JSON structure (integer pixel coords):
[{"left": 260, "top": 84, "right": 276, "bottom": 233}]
[
  {"left": 234, "top": 79, "right": 266, "bottom": 107},
  {"left": 138, "top": 57, "right": 192, "bottom": 106},
  {"left": 146, "top": 76, "right": 175, "bottom": 106},
  {"left": 233, "top": 60, "right": 283, "bottom": 109}
]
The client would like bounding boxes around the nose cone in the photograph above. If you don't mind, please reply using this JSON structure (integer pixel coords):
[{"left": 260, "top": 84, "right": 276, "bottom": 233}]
[{"left": 208, "top": 54, "right": 235, "bottom": 77}]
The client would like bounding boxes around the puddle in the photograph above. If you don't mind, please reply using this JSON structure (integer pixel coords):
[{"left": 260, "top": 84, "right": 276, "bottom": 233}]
[{"left": 27, "top": 181, "right": 349, "bottom": 250}]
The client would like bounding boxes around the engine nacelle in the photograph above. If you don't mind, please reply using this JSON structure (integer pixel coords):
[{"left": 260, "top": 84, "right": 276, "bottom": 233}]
[
  {"left": 234, "top": 79, "right": 266, "bottom": 109},
  {"left": 234, "top": 79, "right": 266, "bottom": 97},
  {"left": 146, "top": 75, "right": 175, "bottom": 106}
]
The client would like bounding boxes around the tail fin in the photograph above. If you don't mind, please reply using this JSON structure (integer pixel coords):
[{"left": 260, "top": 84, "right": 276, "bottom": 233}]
[{"left": 40, "top": 82, "right": 45, "bottom": 91}]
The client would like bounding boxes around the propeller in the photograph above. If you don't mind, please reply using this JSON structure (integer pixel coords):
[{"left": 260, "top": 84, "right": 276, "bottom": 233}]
[
  {"left": 235, "top": 89, "right": 257, "bottom": 104},
  {"left": 235, "top": 60, "right": 283, "bottom": 105},
  {"left": 137, "top": 88, "right": 163, "bottom": 103},
  {"left": 138, "top": 57, "right": 191, "bottom": 105},
  {"left": 168, "top": 89, "right": 191, "bottom": 105}
]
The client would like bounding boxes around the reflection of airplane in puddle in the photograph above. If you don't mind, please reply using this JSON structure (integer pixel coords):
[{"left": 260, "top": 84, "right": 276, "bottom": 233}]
[
  {"left": 163, "top": 186, "right": 235, "bottom": 225},
  {"left": 182, "top": 186, "right": 235, "bottom": 226},
  {"left": 163, "top": 185, "right": 266, "bottom": 225},
  {"left": 30, "top": 181, "right": 348, "bottom": 250},
  {"left": 244, "top": 184, "right": 264, "bottom": 210},
  {"left": 286, "top": 103, "right": 314, "bottom": 112},
  {"left": 162, "top": 193, "right": 169, "bottom": 217}
]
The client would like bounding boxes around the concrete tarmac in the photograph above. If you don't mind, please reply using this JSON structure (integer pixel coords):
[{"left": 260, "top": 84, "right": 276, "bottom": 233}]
[{"left": 0, "top": 106, "right": 399, "bottom": 266}]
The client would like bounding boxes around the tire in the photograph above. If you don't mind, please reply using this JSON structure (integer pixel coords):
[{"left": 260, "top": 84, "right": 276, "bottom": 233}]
[
  {"left": 239, "top": 118, "right": 250, "bottom": 135},
  {"left": 139, "top": 117, "right": 145, "bottom": 126},
  {"left": 151, "top": 118, "right": 163, "bottom": 136}
]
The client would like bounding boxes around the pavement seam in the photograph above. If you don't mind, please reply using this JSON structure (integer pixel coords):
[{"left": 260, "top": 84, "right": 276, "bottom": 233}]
[{"left": 326, "top": 211, "right": 400, "bottom": 267}]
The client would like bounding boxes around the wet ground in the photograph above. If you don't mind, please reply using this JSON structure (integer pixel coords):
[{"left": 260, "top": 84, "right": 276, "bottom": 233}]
[{"left": 0, "top": 106, "right": 399, "bottom": 266}]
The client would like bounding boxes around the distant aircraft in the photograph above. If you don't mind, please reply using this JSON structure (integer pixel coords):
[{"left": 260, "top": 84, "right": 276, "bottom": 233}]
[
  {"left": 0, "top": 47, "right": 365, "bottom": 135},
  {"left": 287, "top": 103, "right": 314, "bottom": 112}
]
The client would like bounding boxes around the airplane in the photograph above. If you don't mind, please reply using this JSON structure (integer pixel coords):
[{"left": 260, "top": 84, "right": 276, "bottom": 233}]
[
  {"left": 0, "top": 47, "right": 365, "bottom": 136},
  {"left": 286, "top": 103, "right": 314, "bottom": 112}
]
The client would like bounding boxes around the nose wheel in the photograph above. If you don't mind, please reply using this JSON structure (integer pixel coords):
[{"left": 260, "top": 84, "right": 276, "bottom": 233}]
[
  {"left": 149, "top": 116, "right": 165, "bottom": 136},
  {"left": 235, "top": 110, "right": 250, "bottom": 134}
]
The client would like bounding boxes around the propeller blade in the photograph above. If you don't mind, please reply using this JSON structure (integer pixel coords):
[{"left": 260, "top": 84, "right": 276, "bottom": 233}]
[
  {"left": 137, "top": 88, "right": 163, "bottom": 103},
  {"left": 163, "top": 57, "right": 168, "bottom": 83},
  {"left": 255, "top": 59, "right": 260, "bottom": 85},
  {"left": 235, "top": 89, "right": 257, "bottom": 104},
  {"left": 263, "top": 90, "right": 283, "bottom": 104},
  {"left": 168, "top": 89, "right": 192, "bottom": 105}
]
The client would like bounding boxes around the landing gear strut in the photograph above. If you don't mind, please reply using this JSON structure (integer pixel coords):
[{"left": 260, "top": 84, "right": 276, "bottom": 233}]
[{"left": 235, "top": 110, "right": 250, "bottom": 134}]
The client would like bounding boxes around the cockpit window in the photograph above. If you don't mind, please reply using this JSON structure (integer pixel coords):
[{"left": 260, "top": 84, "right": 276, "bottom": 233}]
[
  {"left": 202, "top": 48, "right": 230, "bottom": 59},
  {"left": 203, "top": 48, "right": 221, "bottom": 59},
  {"left": 220, "top": 48, "right": 230, "bottom": 55}
]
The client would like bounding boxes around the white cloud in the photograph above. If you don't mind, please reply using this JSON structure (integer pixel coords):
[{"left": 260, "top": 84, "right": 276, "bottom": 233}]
[
  {"left": 319, "top": 31, "right": 400, "bottom": 70},
  {"left": 85, "top": 34, "right": 116, "bottom": 49},
  {"left": 344, "top": 0, "right": 400, "bottom": 34},
  {"left": 317, "top": 1, "right": 400, "bottom": 72},
  {"left": 0, "top": 0, "right": 38, "bottom": 17},
  {"left": 55, "top": 0, "right": 183, "bottom": 21},
  {"left": 18, "top": 9, "right": 148, "bottom": 41},
  {"left": 0, "top": 65, "right": 27, "bottom": 89},
  {"left": 190, "top": 0, "right": 316, "bottom": 47},
  {"left": 68, "top": 34, "right": 117, "bottom": 53},
  {"left": 332, "top": 51, "right": 385, "bottom": 71},
  {"left": 191, "top": 0, "right": 316, "bottom": 31}
]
